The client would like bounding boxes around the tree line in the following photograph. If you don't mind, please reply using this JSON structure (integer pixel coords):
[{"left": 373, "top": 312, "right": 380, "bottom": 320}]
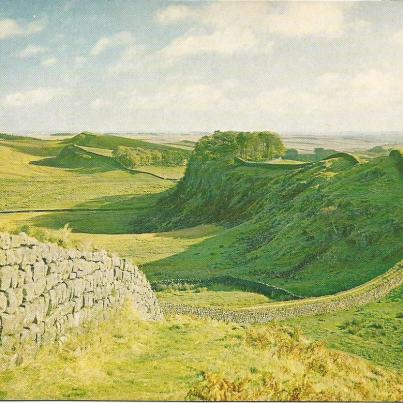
[
  {"left": 192, "top": 131, "right": 286, "bottom": 162},
  {"left": 284, "top": 147, "right": 338, "bottom": 162},
  {"left": 113, "top": 146, "right": 188, "bottom": 168}
]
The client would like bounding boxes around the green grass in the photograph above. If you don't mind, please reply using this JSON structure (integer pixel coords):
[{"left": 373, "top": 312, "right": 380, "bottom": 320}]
[
  {"left": 0, "top": 304, "right": 401, "bottom": 401},
  {"left": 0, "top": 141, "right": 173, "bottom": 212},
  {"left": 157, "top": 284, "right": 271, "bottom": 308},
  {"left": 77, "top": 146, "right": 114, "bottom": 157},
  {"left": 67, "top": 132, "right": 191, "bottom": 153},
  {"left": 0, "top": 135, "right": 402, "bottom": 379},
  {"left": 139, "top": 154, "right": 403, "bottom": 297},
  {"left": 289, "top": 286, "right": 403, "bottom": 372},
  {"left": 135, "top": 165, "right": 186, "bottom": 179}
]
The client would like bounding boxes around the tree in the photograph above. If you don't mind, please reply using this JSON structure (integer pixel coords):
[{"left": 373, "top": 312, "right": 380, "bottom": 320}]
[{"left": 284, "top": 148, "right": 299, "bottom": 160}]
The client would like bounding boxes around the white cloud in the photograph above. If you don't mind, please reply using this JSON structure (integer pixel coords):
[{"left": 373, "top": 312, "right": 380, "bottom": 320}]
[
  {"left": 74, "top": 56, "right": 87, "bottom": 67},
  {"left": 246, "top": 69, "right": 403, "bottom": 130},
  {"left": 128, "top": 83, "right": 225, "bottom": 112},
  {"left": 155, "top": 5, "right": 194, "bottom": 25},
  {"left": 17, "top": 45, "right": 47, "bottom": 59},
  {"left": 160, "top": 28, "right": 264, "bottom": 59},
  {"left": 3, "top": 87, "right": 65, "bottom": 107},
  {"left": 41, "top": 57, "right": 58, "bottom": 66},
  {"left": 0, "top": 18, "right": 45, "bottom": 40},
  {"left": 266, "top": 3, "right": 349, "bottom": 38},
  {"left": 152, "top": 2, "right": 352, "bottom": 62},
  {"left": 90, "top": 31, "right": 134, "bottom": 56},
  {"left": 392, "top": 29, "right": 403, "bottom": 45},
  {"left": 90, "top": 98, "right": 110, "bottom": 110}
]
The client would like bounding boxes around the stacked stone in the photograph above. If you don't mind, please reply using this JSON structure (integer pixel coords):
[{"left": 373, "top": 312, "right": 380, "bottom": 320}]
[
  {"left": 161, "top": 261, "right": 403, "bottom": 324},
  {"left": 0, "top": 232, "right": 162, "bottom": 369}
]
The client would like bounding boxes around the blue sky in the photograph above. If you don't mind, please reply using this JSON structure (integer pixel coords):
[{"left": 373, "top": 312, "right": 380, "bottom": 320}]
[{"left": 0, "top": 0, "right": 402, "bottom": 133}]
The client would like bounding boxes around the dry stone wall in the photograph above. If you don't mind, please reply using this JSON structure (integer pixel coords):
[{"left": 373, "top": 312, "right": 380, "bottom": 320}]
[
  {"left": 161, "top": 261, "right": 403, "bottom": 324},
  {"left": 0, "top": 232, "right": 162, "bottom": 369}
]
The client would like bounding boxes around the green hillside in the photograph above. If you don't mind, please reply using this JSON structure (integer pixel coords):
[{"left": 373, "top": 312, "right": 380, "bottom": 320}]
[
  {"left": 138, "top": 133, "right": 403, "bottom": 297},
  {"left": 34, "top": 144, "right": 121, "bottom": 173},
  {"left": 66, "top": 132, "right": 191, "bottom": 154}
]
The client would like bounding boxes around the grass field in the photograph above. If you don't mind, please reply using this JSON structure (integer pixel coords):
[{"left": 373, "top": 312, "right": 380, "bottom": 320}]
[
  {"left": 0, "top": 133, "right": 402, "bottom": 382},
  {"left": 290, "top": 285, "right": 403, "bottom": 372},
  {"left": 157, "top": 284, "right": 272, "bottom": 308},
  {"left": 0, "top": 304, "right": 401, "bottom": 401}
]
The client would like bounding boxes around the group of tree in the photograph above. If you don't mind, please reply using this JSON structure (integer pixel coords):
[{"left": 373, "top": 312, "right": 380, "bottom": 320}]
[
  {"left": 192, "top": 131, "right": 286, "bottom": 163},
  {"left": 284, "top": 147, "right": 338, "bottom": 162},
  {"left": 113, "top": 146, "right": 188, "bottom": 168}
]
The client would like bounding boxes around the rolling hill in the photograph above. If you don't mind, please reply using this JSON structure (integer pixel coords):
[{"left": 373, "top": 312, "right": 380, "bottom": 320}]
[
  {"left": 65, "top": 131, "right": 191, "bottom": 153},
  {"left": 138, "top": 133, "right": 403, "bottom": 297}
]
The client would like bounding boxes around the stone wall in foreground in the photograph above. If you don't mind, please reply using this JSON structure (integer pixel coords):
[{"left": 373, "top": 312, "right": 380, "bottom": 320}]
[{"left": 0, "top": 232, "right": 162, "bottom": 368}]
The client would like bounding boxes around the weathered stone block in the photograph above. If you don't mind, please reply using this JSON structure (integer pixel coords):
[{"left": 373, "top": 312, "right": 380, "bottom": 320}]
[
  {"left": 5, "top": 248, "right": 23, "bottom": 265},
  {"left": 21, "top": 248, "right": 38, "bottom": 265},
  {"left": 4, "top": 288, "right": 23, "bottom": 314},
  {"left": 0, "top": 266, "right": 12, "bottom": 290},
  {"left": 0, "top": 250, "right": 6, "bottom": 265},
  {"left": 0, "top": 291, "right": 7, "bottom": 313},
  {"left": 33, "top": 276, "right": 46, "bottom": 298},
  {"left": 46, "top": 273, "right": 59, "bottom": 291},
  {"left": 22, "top": 284, "right": 35, "bottom": 303},
  {"left": 0, "top": 234, "right": 11, "bottom": 250},
  {"left": 1, "top": 311, "right": 24, "bottom": 335},
  {"left": 32, "top": 261, "right": 46, "bottom": 282}
]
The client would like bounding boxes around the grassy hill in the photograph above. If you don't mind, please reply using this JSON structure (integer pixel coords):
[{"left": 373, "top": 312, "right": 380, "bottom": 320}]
[
  {"left": 138, "top": 136, "right": 403, "bottom": 297},
  {"left": 34, "top": 144, "right": 121, "bottom": 173},
  {"left": 66, "top": 132, "right": 191, "bottom": 154}
]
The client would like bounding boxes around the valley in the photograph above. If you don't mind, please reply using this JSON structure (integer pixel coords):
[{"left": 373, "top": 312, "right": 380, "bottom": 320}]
[{"left": 0, "top": 131, "right": 401, "bottom": 400}]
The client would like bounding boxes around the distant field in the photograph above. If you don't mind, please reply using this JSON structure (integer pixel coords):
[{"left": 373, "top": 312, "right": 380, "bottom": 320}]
[{"left": 157, "top": 284, "right": 271, "bottom": 308}]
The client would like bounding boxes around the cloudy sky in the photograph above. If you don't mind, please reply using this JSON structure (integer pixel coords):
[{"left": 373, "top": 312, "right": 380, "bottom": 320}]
[{"left": 0, "top": 0, "right": 402, "bottom": 133}]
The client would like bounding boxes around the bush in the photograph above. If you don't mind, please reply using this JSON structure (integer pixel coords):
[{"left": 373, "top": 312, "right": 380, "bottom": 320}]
[{"left": 113, "top": 146, "right": 187, "bottom": 168}]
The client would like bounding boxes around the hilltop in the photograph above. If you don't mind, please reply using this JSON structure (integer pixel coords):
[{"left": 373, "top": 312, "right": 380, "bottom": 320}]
[
  {"left": 138, "top": 132, "right": 403, "bottom": 297},
  {"left": 65, "top": 132, "right": 190, "bottom": 153}
]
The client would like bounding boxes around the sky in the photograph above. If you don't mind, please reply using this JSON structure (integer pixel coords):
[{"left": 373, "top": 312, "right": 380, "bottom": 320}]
[{"left": 0, "top": 0, "right": 402, "bottom": 134}]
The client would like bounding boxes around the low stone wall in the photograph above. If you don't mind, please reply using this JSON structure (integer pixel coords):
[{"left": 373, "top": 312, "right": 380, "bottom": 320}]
[
  {"left": 161, "top": 261, "right": 402, "bottom": 324},
  {"left": 0, "top": 232, "right": 162, "bottom": 369},
  {"left": 235, "top": 157, "right": 309, "bottom": 170},
  {"left": 152, "top": 275, "right": 303, "bottom": 300},
  {"left": 322, "top": 152, "right": 360, "bottom": 164}
]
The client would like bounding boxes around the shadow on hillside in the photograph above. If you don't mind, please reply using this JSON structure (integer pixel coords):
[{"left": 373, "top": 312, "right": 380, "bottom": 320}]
[
  {"left": 30, "top": 191, "right": 171, "bottom": 234},
  {"left": 30, "top": 157, "right": 121, "bottom": 174},
  {"left": 153, "top": 224, "right": 222, "bottom": 240},
  {"left": 1, "top": 141, "right": 63, "bottom": 157},
  {"left": 142, "top": 230, "right": 238, "bottom": 281}
]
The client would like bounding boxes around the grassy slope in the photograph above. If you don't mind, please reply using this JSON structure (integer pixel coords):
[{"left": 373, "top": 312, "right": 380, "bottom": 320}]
[
  {"left": 157, "top": 283, "right": 272, "bottom": 308},
  {"left": 0, "top": 139, "right": 174, "bottom": 235},
  {"left": 141, "top": 155, "right": 403, "bottom": 297},
  {"left": 0, "top": 305, "right": 401, "bottom": 401},
  {"left": 0, "top": 136, "right": 402, "bottom": 374},
  {"left": 65, "top": 132, "right": 191, "bottom": 153},
  {"left": 290, "top": 285, "right": 403, "bottom": 372}
]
